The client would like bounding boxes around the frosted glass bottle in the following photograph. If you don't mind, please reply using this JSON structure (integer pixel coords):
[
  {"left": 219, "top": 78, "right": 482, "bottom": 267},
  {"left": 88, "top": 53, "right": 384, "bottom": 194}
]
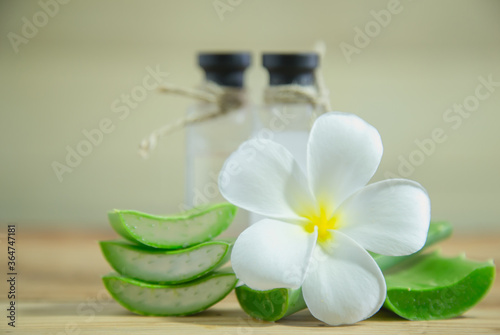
[
  {"left": 185, "top": 53, "right": 253, "bottom": 237},
  {"left": 251, "top": 53, "right": 320, "bottom": 223}
]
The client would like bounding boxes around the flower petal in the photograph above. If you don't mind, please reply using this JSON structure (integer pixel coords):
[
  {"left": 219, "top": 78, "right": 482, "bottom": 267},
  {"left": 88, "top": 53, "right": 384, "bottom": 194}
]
[
  {"left": 302, "top": 231, "right": 386, "bottom": 326},
  {"left": 307, "top": 112, "right": 383, "bottom": 214},
  {"left": 231, "top": 219, "right": 317, "bottom": 290},
  {"left": 337, "top": 179, "right": 431, "bottom": 256},
  {"left": 219, "top": 138, "right": 315, "bottom": 221}
]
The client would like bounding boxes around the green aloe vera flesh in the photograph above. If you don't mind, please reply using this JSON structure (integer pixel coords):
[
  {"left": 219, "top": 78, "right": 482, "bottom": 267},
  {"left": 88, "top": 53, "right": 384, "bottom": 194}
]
[
  {"left": 100, "top": 239, "right": 233, "bottom": 284},
  {"left": 103, "top": 269, "right": 237, "bottom": 316},
  {"left": 384, "top": 251, "right": 495, "bottom": 320},
  {"left": 236, "top": 286, "right": 306, "bottom": 321},
  {"left": 235, "top": 221, "right": 452, "bottom": 321},
  {"left": 108, "top": 203, "right": 237, "bottom": 249}
]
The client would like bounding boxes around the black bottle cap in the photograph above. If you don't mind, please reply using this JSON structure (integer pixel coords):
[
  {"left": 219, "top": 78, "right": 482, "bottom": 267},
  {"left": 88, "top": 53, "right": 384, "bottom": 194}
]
[
  {"left": 198, "top": 53, "right": 251, "bottom": 88},
  {"left": 262, "top": 53, "right": 319, "bottom": 86}
]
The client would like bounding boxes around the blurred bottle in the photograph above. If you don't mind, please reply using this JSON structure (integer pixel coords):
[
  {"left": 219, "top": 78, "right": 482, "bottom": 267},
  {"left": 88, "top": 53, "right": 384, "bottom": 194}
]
[
  {"left": 257, "top": 53, "right": 319, "bottom": 170},
  {"left": 185, "top": 52, "right": 252, "bottom": 237},
  {"left": 250, "top": 53, "right": 320, "bottom": 224}
]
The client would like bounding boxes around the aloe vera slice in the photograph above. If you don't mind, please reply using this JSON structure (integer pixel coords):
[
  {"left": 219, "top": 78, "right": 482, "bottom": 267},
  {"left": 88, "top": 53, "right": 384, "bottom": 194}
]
[
  {"left": 100, "top": 239, "right": 234, "bottom": 284},
  {"left": 236, "top": 286, "right": 306, "bottom": 321},
  {"left": 103, "top": 268, "right": 237, "bottom": 316},
  {"left": 383, "top": 251, "right": 495, "bottom": 320},
  {"left": 108, "top": 203, "right": 237, "bottom": 249},
  {"left": 235, "top": 221, "right": 452, "bottom": 321}
]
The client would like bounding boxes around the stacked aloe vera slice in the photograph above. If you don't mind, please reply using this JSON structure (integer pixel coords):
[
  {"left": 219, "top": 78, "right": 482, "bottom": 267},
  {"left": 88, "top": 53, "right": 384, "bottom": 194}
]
[{"left": 100, "top": 203, "right": 239, "bottom": 316}]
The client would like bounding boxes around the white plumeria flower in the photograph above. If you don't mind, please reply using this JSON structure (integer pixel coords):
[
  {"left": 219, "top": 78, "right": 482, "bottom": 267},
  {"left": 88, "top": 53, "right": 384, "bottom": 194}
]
[{"left": 219, "top": 112, "right": 431, "bottom": 326}]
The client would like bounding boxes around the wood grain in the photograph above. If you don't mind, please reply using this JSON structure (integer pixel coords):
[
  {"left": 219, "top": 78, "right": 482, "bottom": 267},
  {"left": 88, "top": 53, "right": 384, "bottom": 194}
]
[{"left": 1, "top": 229, "right": 499, "bottom": 334}]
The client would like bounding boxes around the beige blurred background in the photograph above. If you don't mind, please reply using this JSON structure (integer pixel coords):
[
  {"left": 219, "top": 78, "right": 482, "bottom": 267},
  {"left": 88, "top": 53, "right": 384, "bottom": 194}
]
[{"left": 0, "top": 0, "right": 499, "bottom": 234}]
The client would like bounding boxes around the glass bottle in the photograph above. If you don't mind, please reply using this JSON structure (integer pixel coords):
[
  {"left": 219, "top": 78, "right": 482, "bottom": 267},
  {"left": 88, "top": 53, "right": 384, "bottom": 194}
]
[
  {"left": 257, "top": 53, "right": 319, "bottom": 170},
  {"left": 185, "top": 52, "right": 252, "bottom": 237},
  {"left": 250, "top": 53, "right": 319, "bottom": 223}
]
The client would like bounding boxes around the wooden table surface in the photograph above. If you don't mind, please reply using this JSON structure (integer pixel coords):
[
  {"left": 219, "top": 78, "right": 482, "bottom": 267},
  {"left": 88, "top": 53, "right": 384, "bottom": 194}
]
[{"left": 1, "top": 228, "right": 499, "bottom": 334}]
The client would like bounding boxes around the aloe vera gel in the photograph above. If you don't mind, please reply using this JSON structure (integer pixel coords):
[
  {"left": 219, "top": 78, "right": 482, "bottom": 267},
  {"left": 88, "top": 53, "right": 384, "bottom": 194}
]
[{"left": 101, "top": 203, "right": 238, "bottom": 316}]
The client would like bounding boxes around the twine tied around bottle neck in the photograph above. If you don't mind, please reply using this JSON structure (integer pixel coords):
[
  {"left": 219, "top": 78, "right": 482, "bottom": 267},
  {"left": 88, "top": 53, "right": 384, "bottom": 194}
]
[
  {"left": 138, "top": 41, "right": 331, "bottom": 158},
  {"left": 138, "top": 81, "right": 247, "bottom": 158},
  {"left": 263, "top": 41, "right": 332, "bottom": 113},
  {"left": 263, "top": 84, "right": 330, "bottom": 112}
]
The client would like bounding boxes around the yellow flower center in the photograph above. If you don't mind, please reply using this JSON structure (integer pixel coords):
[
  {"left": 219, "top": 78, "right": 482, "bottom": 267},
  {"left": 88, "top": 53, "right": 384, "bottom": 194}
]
[{"left": 303, "top": 205, "right": 338, "bottom": 243}]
